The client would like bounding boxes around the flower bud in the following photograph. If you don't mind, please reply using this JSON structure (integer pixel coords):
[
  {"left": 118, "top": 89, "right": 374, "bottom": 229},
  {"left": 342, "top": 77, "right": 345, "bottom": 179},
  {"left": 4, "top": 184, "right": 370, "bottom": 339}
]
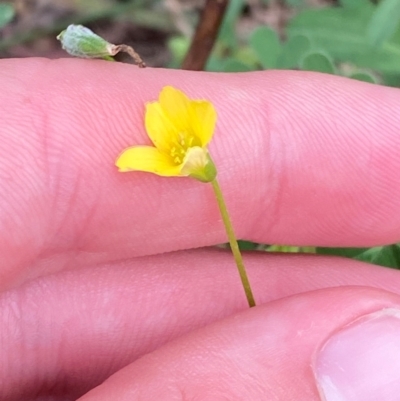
[
  {"left": 57, "top": 25, "right": 117, "bottom": 60},
  {"left": 181, "top": 147, "right": 217, "bottom": 183}
]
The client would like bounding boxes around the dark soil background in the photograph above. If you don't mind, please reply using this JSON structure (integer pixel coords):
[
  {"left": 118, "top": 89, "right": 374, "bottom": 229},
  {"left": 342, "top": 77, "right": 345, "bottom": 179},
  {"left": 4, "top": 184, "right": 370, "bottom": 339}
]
[{"left": 0, "top": 0, "right": 334, "bottom": 67}]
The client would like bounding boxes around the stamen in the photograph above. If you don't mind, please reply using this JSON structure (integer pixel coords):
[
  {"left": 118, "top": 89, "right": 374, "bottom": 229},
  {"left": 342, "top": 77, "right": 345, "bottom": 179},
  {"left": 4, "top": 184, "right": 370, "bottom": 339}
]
[{"left": 169, "top": 133, "right": 199, "bottom": 165}]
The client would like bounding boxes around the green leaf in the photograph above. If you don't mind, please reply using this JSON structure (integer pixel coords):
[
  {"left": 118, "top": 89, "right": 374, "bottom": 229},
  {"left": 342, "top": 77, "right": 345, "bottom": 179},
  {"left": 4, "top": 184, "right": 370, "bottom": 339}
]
[
  {"left": 349, "top": 71, "right": 377, "bottom": 83},
  {"left": 284, "top": 0, "right": 305, "bottom": 7},
  {"left": 316, "top": 247, "right": 370, "bottom": 258},
  {"left": 221, "top": 58, "right": 252, "bottom": 72},
  {"left": 339, "top": 0, "right": 372, "bottom": 9},
  {"left": 356, "top": 245, "right": 400, "bottom": 269},
  {"left": 167, "top": 36, "right": 190, "bottom": 68},
  {"left": 300, "top": 51, "right": 336, "bottom": 74},
  {"left": 238, "top": 240, "right": 259, "bottom": 251},
  {"left": 381, "top": 72, "right": 400, "bottom": 87},
  {"left": 366, "top": 0, "right": 400, "bottom": 47},
  {"left": 317, "top": 245, "right": 400, "bottom": 269},
  {"left": 249, "top": 26, "right": 281, "bottom": 69},
  {"left": 0, "top": 3, "right": 14, "bottom": 29},
  {"left": 218, "top": 0, "right": 244, "bottom": 49},
  {"left": 205, "top": 55, "right": 224, "bottom": 72},
  {"left": 287, "top": 6, "right": 400, "bottom": 75},
  {"left": 234, "top": 46, "right": 260, "bottom": 68},
  {"left": 276, "top": 34, "right": 311, "bottom": 69}
]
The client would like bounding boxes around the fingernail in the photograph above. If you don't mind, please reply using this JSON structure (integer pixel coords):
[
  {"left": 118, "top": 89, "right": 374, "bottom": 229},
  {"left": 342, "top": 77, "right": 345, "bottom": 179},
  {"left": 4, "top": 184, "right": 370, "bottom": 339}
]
[{"left": 315, "top": 308, "right": 400, "bottom": 401}]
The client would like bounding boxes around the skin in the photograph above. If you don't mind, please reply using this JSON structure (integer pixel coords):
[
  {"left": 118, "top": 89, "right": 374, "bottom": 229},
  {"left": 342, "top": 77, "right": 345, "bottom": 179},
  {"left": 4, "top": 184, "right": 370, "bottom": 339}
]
[{"left": 1, "top": 58, "right": 400, "bottom": 400}]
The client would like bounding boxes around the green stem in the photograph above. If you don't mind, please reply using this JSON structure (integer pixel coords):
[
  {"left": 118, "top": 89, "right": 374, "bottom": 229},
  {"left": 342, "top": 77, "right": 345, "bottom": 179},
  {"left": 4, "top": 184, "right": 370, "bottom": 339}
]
[{"left": 211, "top": 179, "right": 256, "bottom": 308}]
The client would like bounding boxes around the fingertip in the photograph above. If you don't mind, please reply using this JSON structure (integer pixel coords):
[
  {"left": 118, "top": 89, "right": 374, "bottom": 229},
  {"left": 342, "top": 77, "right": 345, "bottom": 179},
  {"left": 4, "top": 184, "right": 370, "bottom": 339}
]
[{"left": 78, "top": 287, "right": 400, "bottom": 401}]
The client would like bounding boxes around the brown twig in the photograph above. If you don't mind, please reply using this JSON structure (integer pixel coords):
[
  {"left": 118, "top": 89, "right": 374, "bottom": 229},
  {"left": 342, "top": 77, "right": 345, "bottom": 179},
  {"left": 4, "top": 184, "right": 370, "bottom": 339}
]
[
  {"left": 113, "top": 44, "right": 146, "bottom": 68},
  {"left": 181, "top": 0, "right": 229, "bottom": 71}
]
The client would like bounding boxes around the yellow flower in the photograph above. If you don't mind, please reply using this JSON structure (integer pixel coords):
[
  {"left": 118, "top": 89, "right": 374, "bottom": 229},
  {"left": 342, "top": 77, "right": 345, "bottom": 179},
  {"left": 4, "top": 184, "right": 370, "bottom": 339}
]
[{"left": 116, "top": 86, "right": 217, "bottom": 182}]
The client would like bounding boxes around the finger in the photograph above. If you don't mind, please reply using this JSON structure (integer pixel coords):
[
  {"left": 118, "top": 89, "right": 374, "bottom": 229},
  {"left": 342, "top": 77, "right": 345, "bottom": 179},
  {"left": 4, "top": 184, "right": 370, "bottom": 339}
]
[
  {"left": 3, "top": 249, "right": 400, "bottom": 400},
  {"left": 2, "top": 59, "right": 400, "bottom": 289},
  {"left": 77, "top": 287, "right": 400, "bottom": 401}
]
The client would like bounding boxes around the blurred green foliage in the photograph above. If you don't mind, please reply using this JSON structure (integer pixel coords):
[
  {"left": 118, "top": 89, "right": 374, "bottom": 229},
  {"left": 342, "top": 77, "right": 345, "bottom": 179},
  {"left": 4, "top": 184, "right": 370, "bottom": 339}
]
[
  {"left": 0, "top": 3, "right": 14, "bottom": 29},
  {"left": 317, "top": 245, "right": 400, "bottom": 269},
  {"left": 167, "top": 0, "right": 400, "bottom": 87}
]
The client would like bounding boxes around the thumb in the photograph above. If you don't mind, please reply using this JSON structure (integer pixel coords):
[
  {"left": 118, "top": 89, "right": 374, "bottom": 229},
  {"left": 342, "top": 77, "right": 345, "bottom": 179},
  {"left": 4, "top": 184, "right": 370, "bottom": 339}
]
[{"left": 77, "top": 287, "right": 400, "bottom": 401}]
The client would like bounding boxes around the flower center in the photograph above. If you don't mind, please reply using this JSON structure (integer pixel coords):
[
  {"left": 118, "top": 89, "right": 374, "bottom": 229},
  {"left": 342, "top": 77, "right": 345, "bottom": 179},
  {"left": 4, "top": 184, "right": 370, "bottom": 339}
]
[{"left": 169, "top": 133, "right": 196, "bottom": 164}]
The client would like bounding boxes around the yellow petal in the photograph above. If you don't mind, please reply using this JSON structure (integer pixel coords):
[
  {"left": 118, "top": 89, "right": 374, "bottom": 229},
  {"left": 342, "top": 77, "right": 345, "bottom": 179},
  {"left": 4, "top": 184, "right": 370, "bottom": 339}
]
[
  {"left": 159, "top": 86, "right": 192, "bottom": 133},
  {"left": 145, "top": 102, "right": 179, "bottom": 152},
  {"left": 158, "top": 86, "right": 217, "bottom": 146},
  {"left": 189, "top": 100, "right": 217, "bottom": 147},
  {"left": 115, "top": 146, "right": 181, "bottom": 176},
  {"left": 158, "top": 86, "right": 204, "bottom": 147}
]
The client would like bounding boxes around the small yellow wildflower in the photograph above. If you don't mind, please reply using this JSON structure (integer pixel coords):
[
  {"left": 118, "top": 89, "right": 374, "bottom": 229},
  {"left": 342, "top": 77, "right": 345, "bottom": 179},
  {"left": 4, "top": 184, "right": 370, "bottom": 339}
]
[
  {"left": 116, "top": 86, "right": 217, "bottom": 183},
  {"left": 115, "top": 85, "right": 255, "bottom": 307}
]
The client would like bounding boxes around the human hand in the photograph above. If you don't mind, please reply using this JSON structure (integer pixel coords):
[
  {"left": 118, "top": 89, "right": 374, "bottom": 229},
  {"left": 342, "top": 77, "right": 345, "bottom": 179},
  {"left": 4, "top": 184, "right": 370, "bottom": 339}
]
[{"left": 2, "top": 58, "right": 400, "bottom": 401}]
